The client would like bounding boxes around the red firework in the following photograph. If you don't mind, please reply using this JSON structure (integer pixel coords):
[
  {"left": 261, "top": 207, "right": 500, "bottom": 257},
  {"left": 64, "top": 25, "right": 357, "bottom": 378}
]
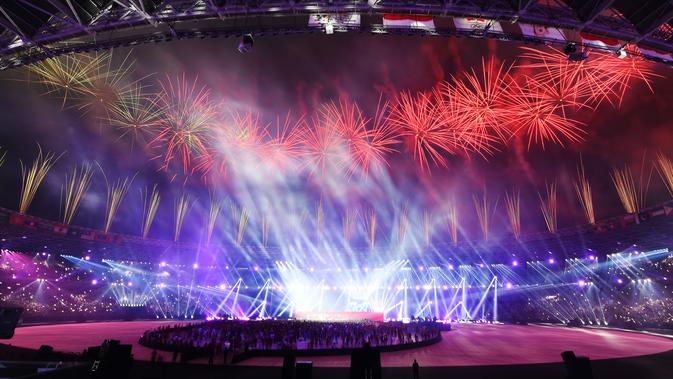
[
  {"left": 451, "top": 59, "right": 515, "bottom": 144},
  {"left": 299, "top": 117, "right": 347, "bottom": 177},
  {"left": 433, "top": 83, "right": 499, "bottom": 157},
  {"left": 195, "top": 111, "right": 269, "bottom": 179},
  {"left": 591, "top": 53, "right": 660, "bottom": 107},
  {"left": 322, "top": 99, "right": 399, "bottom": 177},
  {"left": 518, "top": 47, "right": 616, "bottom": 107},
  {"left": 508, "top": 80, "right": 585, "bottom": 149},
  {"left": 149, "top": 74, "right": 218, "bottom": 178},
  {"left": 388, "top": 91, "right": 459, "bottom": 172},
  {"left": 260, "top": 112, "right": 305, "bottom": 172}
]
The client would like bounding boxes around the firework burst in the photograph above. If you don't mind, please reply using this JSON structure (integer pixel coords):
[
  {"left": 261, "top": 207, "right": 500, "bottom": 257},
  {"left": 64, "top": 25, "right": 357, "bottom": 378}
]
[
  {"left": 508, "top": 79, "right": 585, "bottom": 149},
  {"left": 322, "top": 98, "right": 398, "bottom": 177},
  {"left": 388, "top": 91, "right": 458, "bottom": 172},
  {"left": 150, "top": 74, "right": 218, "bottom": 179},
  {"left": 451, "top": 59, "right": 514, "bottom": 144},
  {"left": 77, "top": 51, "right": 139, "bottom": 118},
  {"left": 299, "top": 117, "right": 347, "bottom": 177},
  {"left": 25, "top": 53, "right": 103, "bottom": 107},
  {"left": 108, "top": 84, "right": 163, "bottom": 147}
]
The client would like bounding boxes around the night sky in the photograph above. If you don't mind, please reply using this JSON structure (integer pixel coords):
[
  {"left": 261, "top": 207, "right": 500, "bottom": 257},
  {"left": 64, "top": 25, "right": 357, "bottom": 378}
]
[{"left": 0, "top": 33, "right": 672, "bottom": 239}]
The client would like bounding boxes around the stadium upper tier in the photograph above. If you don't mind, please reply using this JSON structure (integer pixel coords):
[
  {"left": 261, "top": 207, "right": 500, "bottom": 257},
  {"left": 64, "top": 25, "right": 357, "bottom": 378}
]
[
  {"left": 3, "top": 1, "right": 673, "bottom": 70},
  {"left": 0, "top": 202, "right": 672, "bottom": 266}
]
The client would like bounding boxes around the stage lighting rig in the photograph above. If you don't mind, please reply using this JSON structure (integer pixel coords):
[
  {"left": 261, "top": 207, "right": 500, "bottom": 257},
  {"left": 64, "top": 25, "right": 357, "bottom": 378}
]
[
  {"left": 238, "top": 34, "right": 254, "bottom": 53},
  {"left": 564, "top": 42, "right": 587, "bottom": 62}
]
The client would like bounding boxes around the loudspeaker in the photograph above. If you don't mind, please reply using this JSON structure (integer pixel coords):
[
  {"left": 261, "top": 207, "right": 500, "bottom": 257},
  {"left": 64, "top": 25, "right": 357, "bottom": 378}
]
[
  {"left": 0, "top": 306, "right": 23, "bottom": 339},
  {"left": 282, "top": 354, "right": 296, "bottom": 379},
  {"left": 296, "top": 361, "right": 312, "bottom": 379}
]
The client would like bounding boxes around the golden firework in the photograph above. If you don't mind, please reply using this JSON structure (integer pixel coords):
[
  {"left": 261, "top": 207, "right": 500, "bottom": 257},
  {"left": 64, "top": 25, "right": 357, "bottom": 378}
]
[
  {"left": 504, "top": 189, "right": 521, "bottom": 239},
  {"left": 140, "top": 184, "right": 161, "bottom": 238},
  {"left": 61, "top": 164, "right": 94, "bottom": 225},
  {"left": 19, "top": 146, "right": 62, "bottom": 214},
  {"left": 539, "top": 181, "right": 557, "bottom": 233},
  {"left": 174, "top": 193, "right": 192, "bottom": 242}
]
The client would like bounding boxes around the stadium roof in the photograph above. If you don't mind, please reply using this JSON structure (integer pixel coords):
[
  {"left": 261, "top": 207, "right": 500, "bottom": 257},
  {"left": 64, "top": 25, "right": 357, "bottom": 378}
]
[{"left": 2, "top": 1, "right": 673, "bottom": 69}]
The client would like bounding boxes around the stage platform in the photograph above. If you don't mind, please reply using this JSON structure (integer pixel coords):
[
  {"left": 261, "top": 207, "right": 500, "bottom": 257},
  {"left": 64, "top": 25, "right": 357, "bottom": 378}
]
[{"left": 6, "top": 321, "right": 673, "bottom": 368}]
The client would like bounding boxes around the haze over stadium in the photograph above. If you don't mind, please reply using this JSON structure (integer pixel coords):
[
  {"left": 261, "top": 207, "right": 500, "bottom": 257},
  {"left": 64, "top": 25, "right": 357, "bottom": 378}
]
[{"left": 1, "top": 1, "right": 673, "bottom": 379}]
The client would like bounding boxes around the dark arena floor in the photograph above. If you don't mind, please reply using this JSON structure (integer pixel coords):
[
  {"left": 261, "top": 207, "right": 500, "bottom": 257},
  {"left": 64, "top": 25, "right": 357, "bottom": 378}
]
[{"left": 5, "top": 321, "right": 673, "bottom": 378}]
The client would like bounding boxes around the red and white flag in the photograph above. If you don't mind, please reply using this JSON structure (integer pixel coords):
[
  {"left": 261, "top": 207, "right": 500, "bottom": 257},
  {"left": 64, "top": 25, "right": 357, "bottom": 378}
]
[
  {"left": 579, "top": 32, "right": 622, "bottom": 49},
  {"left": 383, "top": 14, "right": 434, "bottom": 29},
  {"left": 453, "top": 17, "right": 503, "bottom": 33},
  {"left": 519, "top": 23, "right": 566, "bottom": 42}
]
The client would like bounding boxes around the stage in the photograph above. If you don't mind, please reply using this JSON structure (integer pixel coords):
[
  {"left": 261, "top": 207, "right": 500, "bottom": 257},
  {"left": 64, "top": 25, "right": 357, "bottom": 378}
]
[{"left": 6, "top": 321, "right": 673, "bottom": 368}]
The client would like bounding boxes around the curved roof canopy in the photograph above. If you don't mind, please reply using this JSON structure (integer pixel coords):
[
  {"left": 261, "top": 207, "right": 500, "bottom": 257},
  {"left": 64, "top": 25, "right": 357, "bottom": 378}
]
[{"left": 1, "top": 1, "right": 673, "bottom": 69}]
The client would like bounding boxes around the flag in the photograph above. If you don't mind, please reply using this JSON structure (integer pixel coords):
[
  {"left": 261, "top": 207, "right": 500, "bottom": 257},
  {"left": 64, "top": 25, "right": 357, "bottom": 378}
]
[
  {"left": 519, "top": 23, "right": 566, "bottom": 42},
  {"left": 580, "top": 32, "right": 622, "bottom": 49},
  {"left": 383, "top": 14, "right": 434, "bottom": 29},
  {"left": 453, "top": 17, "right": 503, "bottom": 33}
]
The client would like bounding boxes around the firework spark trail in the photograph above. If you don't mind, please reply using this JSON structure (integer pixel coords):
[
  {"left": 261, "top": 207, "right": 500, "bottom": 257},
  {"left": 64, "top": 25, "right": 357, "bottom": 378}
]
[
  {"left": 504, "top": 189, "right": 521, "bottom": 239},
  {"left": 140, "top": 184, "right": 161, "bottom": 238},
  {"left": 539, "top": 181, "right": 558, "bottom": 233},
  {"left": 423, "top": 210, "right": 431, "bottom": 247},
  {"left": 262, "top": 212, "right": 270, "bottom": 247},
  {"left": 656, "top": 153, "right": 673, "bottom": 198},
  {"left": 206, "top": 197, "right": 221, "bottom": 244},
  {"left": 103, "top": 175, "right": 134, "bottom": 233},
  {"left": 366, "top": 210, "right": 377, "bottom": 249},
  {"left": 150, "top": 74, "right": 218, "bottom": 178},
  {"left": 342, "top": 209, "right": 356, "bottom": 241},
  {"left": 25, "top": 53, "right": 103, "bottom": 107},
  {"left": 446, "top": 200, "right": 458, "bottom": 246},
  {"left": 61, "top": 164, "right": 93, "bottom": 225},
  {"left": 473, "top": 190, "right": 497, "bottom": 241},
  {"left": 574, "top": 159, "right": 596, "bottom": 224},
  {"left": 508, "top": 78, "right": 585, "bottom": 149},
  {"left": 316, "top": 199, "right": 325, "bottom": 237},
  {"left": 19, "top": 147, "right": 62, "bottom": 214},
  {"left": 174, "top": 193, "right": 192, "bottom": 242},
  {"left": 388, "top": 91, "right": 457, "bottom": 172},
  {"left": 451, "top": 59, "right": 514, "bottom": 144},
  {"left": 611, "top": 166, "right": 639, "bottom": 214},
  {"left": 236, "top": 208, "right": 249, "bottom": 246},
  {"left": 398, "top": 204, "right": 409, "bottom": 244}
]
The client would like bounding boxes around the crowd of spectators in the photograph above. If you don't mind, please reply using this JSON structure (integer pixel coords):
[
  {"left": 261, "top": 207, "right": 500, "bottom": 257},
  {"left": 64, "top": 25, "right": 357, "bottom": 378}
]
[{"left": 139, "top": 319, "right": 441, "bottom": 358}]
